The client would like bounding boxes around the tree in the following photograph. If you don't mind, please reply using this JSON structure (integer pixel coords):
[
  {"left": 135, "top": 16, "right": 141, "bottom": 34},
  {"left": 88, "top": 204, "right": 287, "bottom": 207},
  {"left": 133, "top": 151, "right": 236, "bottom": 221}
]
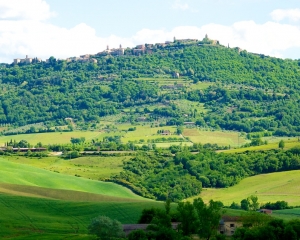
[
  {"left": 177, "top": 201, "right": 198, "bottom": 236},
  {"left": 241, "top": 199, "right": 250, "bottom": 211},
  {"left": 176, "top": 126, "right": 184, "bottom": 135},
  {"left": 127, "top": 229, "right": 148, "bottom": 240},
  {"left": 88, "top": 215, "right": 125, "bottom": 240},
  {"left": 248, "top": 195, "right": 259, "bottom": 211},
  {"left": 279, "top": 140, "right": 285, "bottom": 149},
  {"left": 193, "top": 198, "right": 223, "bottom": 240}
]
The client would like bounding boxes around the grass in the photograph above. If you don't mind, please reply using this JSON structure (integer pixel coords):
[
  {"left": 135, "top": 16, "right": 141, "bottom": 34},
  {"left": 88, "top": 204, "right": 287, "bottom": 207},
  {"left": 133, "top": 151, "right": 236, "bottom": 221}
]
[
  {"left": 0, "top": 131, "right": 103, "bottom": 146},
  {"left": 4, "top": 155, "right": 128, "bottom": 180},
  {"left": 0, "top": 193, "right": 164, "bottom": 239},
  {"left": 122, "top": 125, "right": 177, "bottom": 142},
  {"left": 220, "top": 138, "right": 300, "bottom": 153},
  {"left": 189, "top": 81, "right": 213, "bottom": 90},
  {"left": 0, "top": 157, "right": 145, "bottom": 200},
  {"left": 183, "top": 129, "right": 247, "bottom": 146},
  {"left": 187, "top": 170, "right": 300, "bottom": 206},
  {"left": 272, "top": 208, "right": 300, "bottom": 220},
  {"left": 172, "top": 99, "right": 208, "bottom": 113},
  {"left": 222, "top": 208, "right": 300, "bottom": 221}
]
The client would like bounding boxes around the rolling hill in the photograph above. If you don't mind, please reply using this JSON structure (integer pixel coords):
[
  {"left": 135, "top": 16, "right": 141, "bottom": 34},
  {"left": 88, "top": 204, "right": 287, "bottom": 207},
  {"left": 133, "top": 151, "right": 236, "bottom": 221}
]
[{"left": 191, "top": 170, "right": 300, "bottom": 206}]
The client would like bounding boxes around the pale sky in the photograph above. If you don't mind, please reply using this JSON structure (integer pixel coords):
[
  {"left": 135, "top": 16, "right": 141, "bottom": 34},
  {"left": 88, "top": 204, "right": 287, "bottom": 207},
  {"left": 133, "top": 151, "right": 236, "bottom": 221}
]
[{"left": 1, "top": 0, "right": 300, "bottom": 63}]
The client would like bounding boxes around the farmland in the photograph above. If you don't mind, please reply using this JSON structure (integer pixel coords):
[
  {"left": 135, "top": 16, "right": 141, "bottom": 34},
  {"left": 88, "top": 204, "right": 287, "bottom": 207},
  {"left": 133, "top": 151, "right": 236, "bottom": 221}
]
[
  {"left": 183, "top": 129, "right": 247, "bottom": 147},
  {"left": 3, "top": 155, "right": 128, "bottom": 180},
  {"left": 189, "top": 170, "right": 300, "bottom": 206},
  {"left": 0, "top": 158, "right": 145, "bottom": 200},
  {"left": 0, "top": 131, "right": 103, "bottom": 146},
  {"left": 0, "top": 193, "right": 163, "bottom": 239}
]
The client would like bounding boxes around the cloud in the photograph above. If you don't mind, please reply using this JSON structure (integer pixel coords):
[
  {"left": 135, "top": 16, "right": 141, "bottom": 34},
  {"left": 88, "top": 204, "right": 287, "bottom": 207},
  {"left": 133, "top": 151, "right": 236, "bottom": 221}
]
[
  {"left": 270, "top": 8, "right": 300, "bottom": 22},
  {"left": 172, "top": 0, "right": 190, "bottom": 11},
  {"left": 130, "top": 21, "right": 300, "bottom": 59},
  {"left": 0, "top": 0, "right": 55, "bottom": 21},
  {"left": 1, "top": 1, "right": 300, "bottom": 63}
]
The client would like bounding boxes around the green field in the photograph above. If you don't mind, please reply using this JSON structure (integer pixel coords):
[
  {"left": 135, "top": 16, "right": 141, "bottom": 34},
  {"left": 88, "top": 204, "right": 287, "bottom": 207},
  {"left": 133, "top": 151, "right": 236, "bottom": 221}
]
[
  {"left": 188, "top": 170, "right": 300, "bottom": 206},
  {"left": 220, "top": 138, "right": 300, "bottom": 153},
  {"left": 0, "top": 131, "right": 103, "bottom": 146},
  {"left": 183, "top": 129, "right": 247, "bottom": 146},
  {"left": 272, "top": 208, "right": 300, "bottom": 220},
  {"left": 0, "top": 193, "right": 163, "bottom": 239},
  {"left": 172, "top": 99, "right": 207, "bottom": 113},
  {"left": 122, "top": 125, "right": 178, "bottom": 142},
  {"left": 4, "top": 155, "right": 128, "bottom": 180},
  {"left": 0, "top": 158, "right": 145, "bottom": 200}
]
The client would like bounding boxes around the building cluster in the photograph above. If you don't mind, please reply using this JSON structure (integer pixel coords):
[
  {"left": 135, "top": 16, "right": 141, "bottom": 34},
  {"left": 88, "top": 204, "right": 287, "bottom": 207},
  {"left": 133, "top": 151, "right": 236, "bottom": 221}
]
[
  {"left": 12, "top": 35, "right": 220, "bottom": 65},
  {"left": 13, "top": 55, "right": 42, "bottom": 65},
  {"left": 97, "top": 45, "right": 125, "bottom": 56},
  {"left": 65, "top": 54, "right": 97, "bottom": 63}
]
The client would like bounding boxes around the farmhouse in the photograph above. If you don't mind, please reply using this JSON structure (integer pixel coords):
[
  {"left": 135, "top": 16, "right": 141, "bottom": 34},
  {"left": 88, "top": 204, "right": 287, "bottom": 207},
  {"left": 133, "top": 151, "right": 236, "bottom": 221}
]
[
  {"left": 219, "top": 216, "right": 242, "bottom": 236},
  {"left": 161, "top": 130, "right": 171, "bottom": 135},
  {"left": 258, "top": 209, "right": 272, "bottom": 214}
]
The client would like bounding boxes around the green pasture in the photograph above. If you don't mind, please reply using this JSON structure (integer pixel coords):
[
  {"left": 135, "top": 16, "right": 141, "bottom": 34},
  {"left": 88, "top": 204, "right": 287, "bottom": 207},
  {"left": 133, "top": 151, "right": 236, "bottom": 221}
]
[
  {"left": 0, "top": 131, "right": 103, "bottom": 146},
  {"left": 4, "top": 155, "right": 128, "bottom": 180},
  {"left": 0, "top": 193, "right": 163, "bottom": 239},
  {"left": 0, "top": 158, "right": 145, "bottom": 200},
  {"left": 221, "top": 138, "right": 300, "bottom": 153},
  {"left": 172, "top": 99, "right": 207, "bottom": 113},
  {"left": 122, "top": 125, "right": 177, "bottom": 142},
  {"left": 272, "top": 208, "right": 300, "bottom": 221},
  {"left": 188, "top": 170, "right": 300, "bottom": 206},
  {"left": 183, "top": 129, "right": 247, "bottom": 146},
  {"left": 189, "top": 81, "right": 213, "bottom": 90},
  {"left": 221, "top": 208, "right": 300, "bottom": 221}
]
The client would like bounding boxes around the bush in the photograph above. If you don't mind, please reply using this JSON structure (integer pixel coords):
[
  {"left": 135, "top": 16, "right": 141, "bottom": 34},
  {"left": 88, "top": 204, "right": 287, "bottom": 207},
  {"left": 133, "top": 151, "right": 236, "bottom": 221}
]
[{"left": 88, "top": 215, "right": 125, "bottom": 240}]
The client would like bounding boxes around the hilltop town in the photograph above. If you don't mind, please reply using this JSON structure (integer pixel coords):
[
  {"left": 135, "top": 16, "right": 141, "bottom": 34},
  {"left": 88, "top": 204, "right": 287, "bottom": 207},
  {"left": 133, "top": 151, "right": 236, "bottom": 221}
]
[{"left": 12, "top": 34, "right": 221, "bottom": 65}]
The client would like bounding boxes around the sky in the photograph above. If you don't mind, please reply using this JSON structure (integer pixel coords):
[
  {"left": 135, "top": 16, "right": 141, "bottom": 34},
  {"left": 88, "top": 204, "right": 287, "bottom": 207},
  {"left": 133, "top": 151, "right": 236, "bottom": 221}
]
[{"left": 0, "top": 0, "right": 300, "bottom": 63}]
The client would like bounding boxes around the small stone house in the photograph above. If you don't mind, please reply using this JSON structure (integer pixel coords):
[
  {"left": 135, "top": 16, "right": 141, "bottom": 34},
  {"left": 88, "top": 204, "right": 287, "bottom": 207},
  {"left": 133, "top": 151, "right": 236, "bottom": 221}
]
[{"left": 219, "top": 216, "right": 242, "bottom": 236}]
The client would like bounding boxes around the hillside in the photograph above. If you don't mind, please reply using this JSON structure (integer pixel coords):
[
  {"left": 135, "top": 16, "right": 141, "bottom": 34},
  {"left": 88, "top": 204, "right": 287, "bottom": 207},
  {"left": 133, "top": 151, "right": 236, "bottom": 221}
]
[
  {"left": 189, "top": 169, "right": 300, "bottom": 206},
  {"left": 0, "top": 157, "right": 145, "bottom": 200},
  {"left": 1, "top": 40, "right": 300, "bottom": 137},
  {"left": 0, "top": 193, "right": 162, "bottom": 239}
]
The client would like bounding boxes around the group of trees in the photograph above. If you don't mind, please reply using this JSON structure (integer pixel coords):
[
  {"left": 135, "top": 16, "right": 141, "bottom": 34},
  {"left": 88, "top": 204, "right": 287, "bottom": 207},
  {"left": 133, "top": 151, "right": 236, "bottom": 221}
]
[
  {"left": 234, "top": 215, "right": 300, "bottom": 240},
  {"left": 1, "top": 42, "right": 300, "bottom": 136},
  {"left": 88, "top": 198, "right": 224, "bottom": 240},
  {"left": 111, "top": 147, "right": 300, "bottom": 201}
]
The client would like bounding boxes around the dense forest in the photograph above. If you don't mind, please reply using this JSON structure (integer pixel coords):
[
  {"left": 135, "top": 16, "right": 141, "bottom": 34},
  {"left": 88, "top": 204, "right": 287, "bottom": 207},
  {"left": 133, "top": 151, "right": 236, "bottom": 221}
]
[
  {"left": 1, "top": 42, "right": 300, "bottom": 135},
  {"left": 110, "top": 146, "right": 300, "bottom": 201}
]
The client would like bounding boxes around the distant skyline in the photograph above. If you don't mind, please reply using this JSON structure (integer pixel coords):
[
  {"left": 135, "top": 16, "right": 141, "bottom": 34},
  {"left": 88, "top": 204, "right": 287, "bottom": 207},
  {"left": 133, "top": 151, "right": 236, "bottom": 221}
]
[{"left": 0, "top": 0, "right": 300, "bottom": 63}]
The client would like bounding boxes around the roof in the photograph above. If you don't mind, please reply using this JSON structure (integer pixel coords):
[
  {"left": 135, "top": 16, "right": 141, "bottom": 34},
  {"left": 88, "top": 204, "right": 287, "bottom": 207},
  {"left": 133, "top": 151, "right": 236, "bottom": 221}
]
[{"left": 220, "top": 216, "right": 242, "bottom": 223}]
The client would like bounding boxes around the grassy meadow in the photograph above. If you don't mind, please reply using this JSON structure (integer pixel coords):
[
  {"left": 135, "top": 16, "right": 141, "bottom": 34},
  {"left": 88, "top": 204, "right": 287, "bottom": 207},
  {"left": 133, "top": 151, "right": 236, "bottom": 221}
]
[
  {"left": 0, "top": 193, "right": 164, "bottom": 239},
  {"left": 221, "top": 137, "right": 300, "bottom": 153},
  {"left": 0, "top": 131, "right": 103, "bottom": 146},
  {"left": 4, "top": 155, "right": 128, "bottom": 180},
  {"left": 0, "top": 158, "right": 144, "bottom": 200},
  {"left": 188, "top": 170, "right": 300, "bottom": 206},
  {"left": 183, "top": 129, "right": 247, "bottom": 147}
]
